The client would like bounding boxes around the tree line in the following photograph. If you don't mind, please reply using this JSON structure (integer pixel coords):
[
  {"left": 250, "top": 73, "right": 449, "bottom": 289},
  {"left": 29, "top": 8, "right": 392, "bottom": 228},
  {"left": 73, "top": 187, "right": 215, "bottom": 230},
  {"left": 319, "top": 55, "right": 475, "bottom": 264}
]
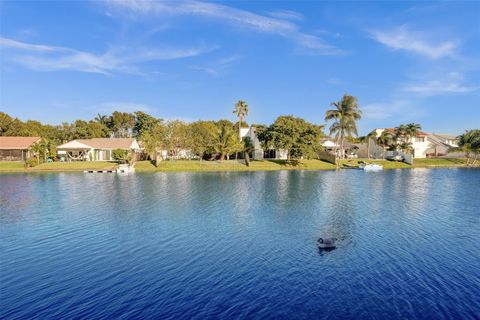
[{"left": 2, "top": 94, "right": 478, "bottom": 163}]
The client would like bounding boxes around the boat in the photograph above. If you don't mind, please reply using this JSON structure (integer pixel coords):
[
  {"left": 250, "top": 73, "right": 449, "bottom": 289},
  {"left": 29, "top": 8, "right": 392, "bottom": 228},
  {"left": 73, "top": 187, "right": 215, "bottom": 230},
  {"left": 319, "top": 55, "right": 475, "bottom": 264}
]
[
  {"left": 317, "top": 237, "right": 336, "bottom": 249},
  {"left": 361, "top": 164, "right": 383, "bottom": 171},
  {"left": 116, "top": 164, "right": 135, "bottom": 174}
]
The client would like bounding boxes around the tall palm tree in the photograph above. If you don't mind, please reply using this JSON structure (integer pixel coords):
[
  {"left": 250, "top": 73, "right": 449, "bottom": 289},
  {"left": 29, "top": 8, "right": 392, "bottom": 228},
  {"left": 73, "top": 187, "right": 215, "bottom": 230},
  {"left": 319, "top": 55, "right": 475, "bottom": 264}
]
[
  {"left": 233, "top": 100, "right": 249, "bottom": 137},
  {"left": 324, "top": 94, "right": 362, "bottom": 160}
]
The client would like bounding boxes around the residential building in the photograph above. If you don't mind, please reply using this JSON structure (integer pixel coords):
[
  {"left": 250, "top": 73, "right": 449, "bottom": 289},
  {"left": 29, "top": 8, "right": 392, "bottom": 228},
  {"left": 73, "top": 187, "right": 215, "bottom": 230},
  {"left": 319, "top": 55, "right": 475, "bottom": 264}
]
[
  {"left": 0, "top": 136, "right": 41, "bottom": 161},
  {"left": 374, "top": 128, "right": 430, "bottom": 158},
  {"left": 56, "top": 138, "right": 140, "bottom": 161},
  {"left": 239, "top": 127, "right": 287, "bottom": 160}
]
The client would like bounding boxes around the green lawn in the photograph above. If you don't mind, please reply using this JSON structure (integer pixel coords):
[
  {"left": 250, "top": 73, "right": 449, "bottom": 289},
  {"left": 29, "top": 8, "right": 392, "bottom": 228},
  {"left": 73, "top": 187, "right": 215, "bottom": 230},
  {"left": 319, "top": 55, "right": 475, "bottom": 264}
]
[
  {"left": 135, "top": 159, "right": 337, "bottom": 172},
  {"left": 30, "top": 161, "right": 118, "bottom": 172},
  {"left": 0, "top": 161, "right": 25, "bottom": 172},
  {"left": 2, "top": 157, "right": 477, "bottom": 174}
]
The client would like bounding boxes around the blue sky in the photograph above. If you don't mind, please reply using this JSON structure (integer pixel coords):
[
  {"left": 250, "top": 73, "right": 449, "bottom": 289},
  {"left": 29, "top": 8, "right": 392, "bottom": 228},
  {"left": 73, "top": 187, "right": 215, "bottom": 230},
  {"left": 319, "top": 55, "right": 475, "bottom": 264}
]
[{"left": 1, "top": 0, "right": 479, "bottom": 135}]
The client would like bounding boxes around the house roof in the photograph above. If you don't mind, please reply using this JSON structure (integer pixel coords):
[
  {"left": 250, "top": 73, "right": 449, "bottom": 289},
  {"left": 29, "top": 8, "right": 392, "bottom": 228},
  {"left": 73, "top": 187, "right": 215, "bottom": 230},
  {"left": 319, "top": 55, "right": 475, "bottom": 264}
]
[
  {"left": 57, "top": 138, "right": 138, "bottom": 150},
  {"left": 0, "top": 136, "right": 41, "bottom": 149},
  {"left": 431, "top": 133, "right": 457, "bottom": 140}
]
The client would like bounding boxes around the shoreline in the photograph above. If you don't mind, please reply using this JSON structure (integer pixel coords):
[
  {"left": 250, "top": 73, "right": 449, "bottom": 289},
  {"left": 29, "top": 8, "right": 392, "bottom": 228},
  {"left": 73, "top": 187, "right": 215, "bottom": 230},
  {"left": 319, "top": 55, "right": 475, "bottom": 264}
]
[{"left": 1, "top": 159, "right": 478, "bottom": 173}]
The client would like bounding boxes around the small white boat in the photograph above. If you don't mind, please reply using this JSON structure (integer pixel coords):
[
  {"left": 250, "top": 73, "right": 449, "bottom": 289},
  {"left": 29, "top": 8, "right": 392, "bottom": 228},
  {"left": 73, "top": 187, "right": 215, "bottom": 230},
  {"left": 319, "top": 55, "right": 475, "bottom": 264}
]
[
  {"left": 317, "top": 237, "right": 336, "bottom": 249},
  {"left": 362, "top": 164, "right": 383, "bottom": 171},
  {"left": 116, "top": 164, "right": 135, "bottom": 174}
]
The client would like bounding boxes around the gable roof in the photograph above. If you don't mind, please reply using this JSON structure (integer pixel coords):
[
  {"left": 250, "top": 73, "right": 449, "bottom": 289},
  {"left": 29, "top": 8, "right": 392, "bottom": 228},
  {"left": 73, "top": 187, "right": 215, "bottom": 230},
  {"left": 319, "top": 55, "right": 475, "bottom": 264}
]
[
  {"left": 0, "top": 136, "right": 41, "bottom": 149},
  {"left": 57, "top": 138, "right": 138, "bottom": 150}
]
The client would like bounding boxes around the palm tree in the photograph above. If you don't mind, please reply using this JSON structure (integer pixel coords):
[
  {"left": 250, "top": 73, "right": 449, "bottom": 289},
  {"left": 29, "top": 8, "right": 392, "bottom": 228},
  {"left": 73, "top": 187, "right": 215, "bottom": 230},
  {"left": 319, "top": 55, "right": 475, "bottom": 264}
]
[
  {"left": 405, "top": 123, "right": 421, "bottom": 138},
  {"left": 455, "top": 129, "right": 480, "bottom": 165},
  {"left": 233, "top": 100, "right": 249, "bottom": 137},
  {"left": 325, "top": 94, "right": 362, "bottom": 160},
  {"left": 377, "top": 130, "right": 395, "bottom": 157},
  {"left": 215, "top": 124, "right": 240, "bottom": 161},
  {"left": 95, "top": 113, "right": 109, "bottom": 126}
]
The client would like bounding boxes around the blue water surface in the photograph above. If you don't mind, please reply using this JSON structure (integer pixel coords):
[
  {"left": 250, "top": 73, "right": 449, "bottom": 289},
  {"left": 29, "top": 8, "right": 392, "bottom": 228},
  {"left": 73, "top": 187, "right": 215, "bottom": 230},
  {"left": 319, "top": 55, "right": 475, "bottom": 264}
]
[{"left": 1, "top": 169, "right": 479, "bottom": 319}]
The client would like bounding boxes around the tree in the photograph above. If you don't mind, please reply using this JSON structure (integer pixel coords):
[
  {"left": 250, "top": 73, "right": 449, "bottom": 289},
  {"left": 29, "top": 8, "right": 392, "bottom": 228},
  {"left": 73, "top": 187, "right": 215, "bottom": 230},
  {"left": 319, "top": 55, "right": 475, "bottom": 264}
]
[
  {"left": 112, "top": 148, "right": 133, "bottom": 164},
  {"left": 257, "top": 116, "right": 324, "bottom": 161},
  {"left": 233, "top": 100, "right": 249, "bottom": 137},
  {"left": 133, "top": 111, "right": 161, "bottom": 138},
  {"left": 394, "top": 123, "right": 421, "bottom": 154},
  {"left": 454, "top": 129, "right": 480, "bottom": 165},
  {"left": 242, "top": 137, "right": 254, "bottom": 166},
  {"left": 162, "top": 120, "right": 191, "bottom": 159},
  {"left": 71, "top": 120, "right": 110, "bottom": 139},
  {"left": 190, "top": 121, "right": 218, "bottom": 160},
  {"left": 110, "top": 112, "right": 135, "bottom": 138},
  {"left": 325, "top": 94, "right": 362, "bottom": 160},
  {"left": 377, "top": 130, "right": 395, "bottom": 156},
  {"left": 214, "top": 120, "right": 242, "bottom": 161}
]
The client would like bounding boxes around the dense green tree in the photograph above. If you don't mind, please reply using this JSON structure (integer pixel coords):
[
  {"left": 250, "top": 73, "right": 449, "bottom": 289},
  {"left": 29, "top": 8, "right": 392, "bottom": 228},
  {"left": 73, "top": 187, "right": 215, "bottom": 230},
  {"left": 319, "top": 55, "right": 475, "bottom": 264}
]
[
  {"left": 257, "top": 116, "right": 323, "bottom": 161},
  {"left": 190, "top": 121, "right": 218, "bottom": 160},
  {"left": 163, "top": 120, "right": 191, "bottom": 159},
  {"left": 325, "top": 94, "right": 362, "bottom": 159},
  {"left": 133, "top": 111, "right": 161, "bottom": 138},
  {"left": 214, "top": 120, "right": 242, "bottom": 161},
  {"left": 110, "top": 111, "right": 135, "bottom": 137}
]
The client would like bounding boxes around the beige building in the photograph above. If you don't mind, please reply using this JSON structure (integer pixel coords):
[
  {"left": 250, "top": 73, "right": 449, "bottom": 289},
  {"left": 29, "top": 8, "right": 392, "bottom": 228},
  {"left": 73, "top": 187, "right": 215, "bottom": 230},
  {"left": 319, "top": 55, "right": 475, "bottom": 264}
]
[
  {"left": 0, "top": 136, "right": 41, "bottom": 161},
  {"left": 56, "top": 138, "right": 140, "bottom": 161}
]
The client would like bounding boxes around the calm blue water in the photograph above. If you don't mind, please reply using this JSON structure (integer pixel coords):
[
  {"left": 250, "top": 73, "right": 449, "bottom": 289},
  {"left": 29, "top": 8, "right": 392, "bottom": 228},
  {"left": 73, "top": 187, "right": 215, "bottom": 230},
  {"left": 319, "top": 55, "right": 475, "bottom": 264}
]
[{"left": 1, "top": 169, "right": 479, "bottom": 319}]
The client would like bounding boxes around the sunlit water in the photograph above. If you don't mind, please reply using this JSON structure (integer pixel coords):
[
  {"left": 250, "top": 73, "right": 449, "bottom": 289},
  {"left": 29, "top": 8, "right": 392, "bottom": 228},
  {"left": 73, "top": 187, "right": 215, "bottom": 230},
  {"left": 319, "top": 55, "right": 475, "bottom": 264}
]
[{"left": 1, "top": 169, "right": 479, "bottom": 319}]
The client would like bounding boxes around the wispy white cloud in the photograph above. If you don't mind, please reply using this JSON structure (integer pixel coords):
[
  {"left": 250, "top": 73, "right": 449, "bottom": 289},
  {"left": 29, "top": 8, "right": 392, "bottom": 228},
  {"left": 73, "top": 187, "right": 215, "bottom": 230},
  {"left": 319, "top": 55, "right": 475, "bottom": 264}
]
[
  {"left": 404, "top": 72, "right": 479, "bottom": 96},
  {"left": 369, "top": 25, "right": 458, "bottom": 59},
  {"left": 268, "top": 9, "right": 304, "bottom": 21},
  {"left": 191, "top": 54, "right": 242, "bottom": 76},
  {"left": 0, "top": 37, "right": 214, "bottom": 75},
  {"left": 363, "top": 100, "right": 427, "bottom": 120},
  {"left": 104, "top": 0, "right": 344, "bottom": 55}
]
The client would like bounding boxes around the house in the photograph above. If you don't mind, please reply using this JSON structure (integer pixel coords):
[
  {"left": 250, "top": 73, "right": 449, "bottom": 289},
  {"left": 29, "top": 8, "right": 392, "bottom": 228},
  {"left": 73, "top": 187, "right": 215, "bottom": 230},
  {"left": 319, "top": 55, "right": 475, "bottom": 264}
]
[
  {"left": 239, "top": 127, "right": 288, "bottom": 160},
  {"left": 374, "top": 128, "right": 430, "bottom": 158},
  {"left": 56, "top": 138, "right": 140, "bottom": 161},
  {"left": 0, "top": 136, "right": 41, "bottom": 161},
  {"left": 426, "top": 134, "right": 459, "bottom": 157}
]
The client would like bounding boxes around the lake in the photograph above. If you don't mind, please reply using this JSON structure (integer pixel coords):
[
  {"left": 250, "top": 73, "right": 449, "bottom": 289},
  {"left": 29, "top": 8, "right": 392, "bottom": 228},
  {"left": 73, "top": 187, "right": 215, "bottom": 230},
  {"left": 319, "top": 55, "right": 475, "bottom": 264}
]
[{"left": 1, "top": 169, "right": 479, "bottom": 319}]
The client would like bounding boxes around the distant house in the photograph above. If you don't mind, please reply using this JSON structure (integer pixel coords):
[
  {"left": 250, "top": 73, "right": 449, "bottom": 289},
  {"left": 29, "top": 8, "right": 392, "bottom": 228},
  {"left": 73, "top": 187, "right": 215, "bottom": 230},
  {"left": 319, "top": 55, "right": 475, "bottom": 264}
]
[
  {"left": 426, "top": 134, "right": 459, "bottom": 157},
  {"left": 239, "top": 127, "right": 288, "bottom": 160},
  {"left": 0, "top": 136, "right": 41, "bottom": 161},
  {"left": 374, "top": 128, "right": 430, "bottom": 158},
  {"left": 56, "top": 138, "right": 140, "bottom": 161}
]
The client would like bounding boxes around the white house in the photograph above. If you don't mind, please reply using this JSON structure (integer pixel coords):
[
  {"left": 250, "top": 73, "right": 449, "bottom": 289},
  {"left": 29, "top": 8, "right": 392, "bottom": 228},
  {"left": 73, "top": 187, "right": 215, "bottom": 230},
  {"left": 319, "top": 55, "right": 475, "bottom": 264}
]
[
  {"left": 374, "top": 128, "right": 431, "bottom": 158},
  {"left": 239, "top": 127, "right": 288, "bottom": 160},
  {"left": 56, "top": 138, "right": 140, "bottom": 161}
]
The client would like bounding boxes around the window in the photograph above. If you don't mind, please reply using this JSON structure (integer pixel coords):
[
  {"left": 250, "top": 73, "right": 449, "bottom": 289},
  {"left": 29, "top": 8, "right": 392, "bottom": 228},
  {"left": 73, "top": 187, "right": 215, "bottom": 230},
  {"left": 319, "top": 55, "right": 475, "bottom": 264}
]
[{"left": 416, "top": 137, "right": 425, "bottom": 142}]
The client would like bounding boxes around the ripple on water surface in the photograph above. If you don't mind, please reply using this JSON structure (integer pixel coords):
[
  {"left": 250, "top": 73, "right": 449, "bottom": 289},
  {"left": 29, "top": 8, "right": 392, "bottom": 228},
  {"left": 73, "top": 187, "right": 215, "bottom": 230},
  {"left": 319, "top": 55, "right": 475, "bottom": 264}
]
[{"left": 1, "top": 169, "right": 480, "bottom": 319}]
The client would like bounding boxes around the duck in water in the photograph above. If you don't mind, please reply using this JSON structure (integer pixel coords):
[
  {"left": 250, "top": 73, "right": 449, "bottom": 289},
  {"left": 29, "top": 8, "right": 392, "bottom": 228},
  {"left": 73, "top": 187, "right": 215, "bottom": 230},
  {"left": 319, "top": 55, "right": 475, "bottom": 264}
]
[{"left": 317, "top": 237, "right": 336, "bottom": 249}]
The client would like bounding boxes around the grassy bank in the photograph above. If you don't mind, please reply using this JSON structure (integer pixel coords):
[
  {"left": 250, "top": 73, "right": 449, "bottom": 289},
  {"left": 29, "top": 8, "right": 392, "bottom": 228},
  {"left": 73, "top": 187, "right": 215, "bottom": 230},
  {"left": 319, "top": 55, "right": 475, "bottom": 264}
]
[
  {"left": 0, "top": 161, "right": 118, "bottom": 172},
  {"left": 1, "top": 158, "right": 477, "bottom": 173},
  {"left": 135, "top": 159, "right": 337, "bottom": 172}
]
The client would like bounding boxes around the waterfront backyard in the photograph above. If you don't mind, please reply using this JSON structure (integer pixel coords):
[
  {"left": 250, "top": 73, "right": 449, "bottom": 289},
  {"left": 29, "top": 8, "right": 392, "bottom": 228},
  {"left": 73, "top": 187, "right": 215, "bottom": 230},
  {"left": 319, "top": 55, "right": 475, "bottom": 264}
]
[
  {"left": 1, "top": 169, "right": 479, "bottom": 319},
  {"left": 0, "top": 158, "right": 476, "bottom": 173}
]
